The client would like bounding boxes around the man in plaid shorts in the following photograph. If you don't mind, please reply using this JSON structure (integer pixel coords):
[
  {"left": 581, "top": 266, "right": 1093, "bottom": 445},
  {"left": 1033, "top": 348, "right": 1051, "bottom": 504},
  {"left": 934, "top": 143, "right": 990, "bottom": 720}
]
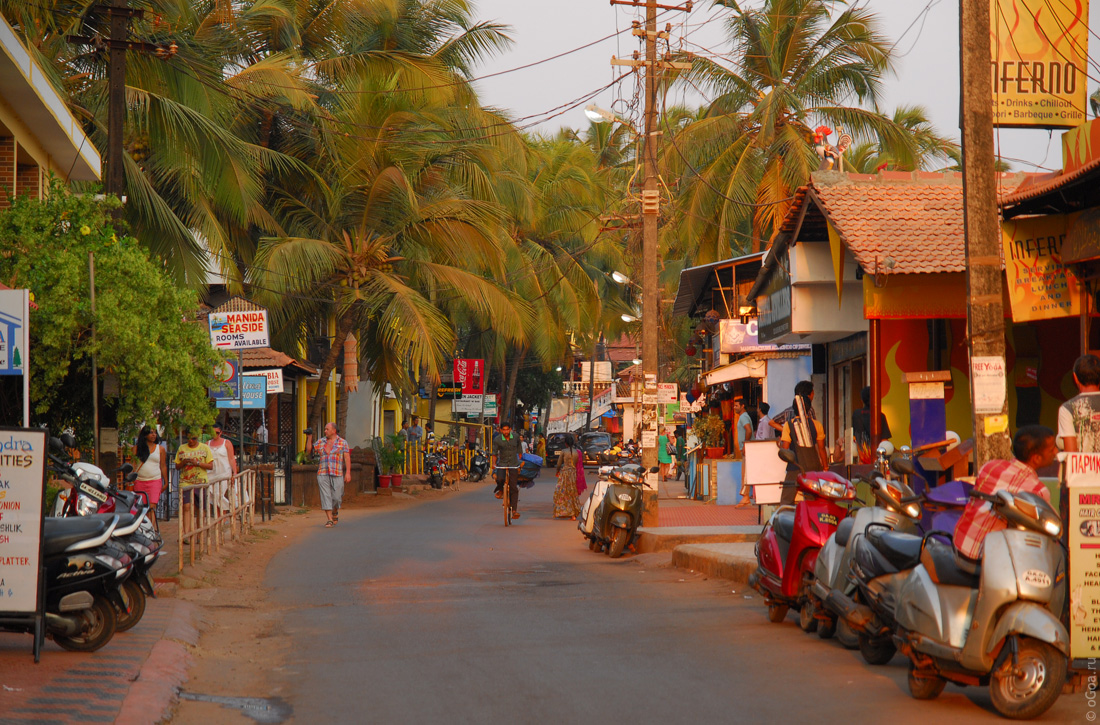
[
  {"left": 310, "top": 422, "right": 351, "bottom": 528},
  {"left": 954, "top": 425, "right": 1055, "bottom": 561}
]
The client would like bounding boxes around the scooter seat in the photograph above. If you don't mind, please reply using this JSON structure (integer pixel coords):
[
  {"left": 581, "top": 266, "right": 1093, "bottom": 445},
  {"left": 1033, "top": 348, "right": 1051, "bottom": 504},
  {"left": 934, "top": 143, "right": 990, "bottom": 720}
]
[
  {"left": 42, "top": 517, "right": 112, "bottom": 556},
  {"left": 772, "top": 510, "right": 796, "bottom": 544},
  {"left": 920, "top": 539, "right": 981, "bottom": 588},
  {"left": 835, "top": 516, "right": 856, "bottom": 547},
  {"left": 867, "top": 529, "right": 923, "bottom": 571},
  {"left": 86, "top": 512, "right": 140, "bottom": 529}
]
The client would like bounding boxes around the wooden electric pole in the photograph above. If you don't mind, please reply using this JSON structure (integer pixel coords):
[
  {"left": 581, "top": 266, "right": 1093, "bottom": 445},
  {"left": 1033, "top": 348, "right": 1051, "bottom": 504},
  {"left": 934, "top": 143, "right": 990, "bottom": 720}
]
[
  {"left": 959, "top": 0, "right": 1011, "bottom": 464},
  {"left": 610, "top": 0, "right": 692, "bottom": 521},
  {"left": 105, "top": 0, "right": 129, "bottom": 197}
]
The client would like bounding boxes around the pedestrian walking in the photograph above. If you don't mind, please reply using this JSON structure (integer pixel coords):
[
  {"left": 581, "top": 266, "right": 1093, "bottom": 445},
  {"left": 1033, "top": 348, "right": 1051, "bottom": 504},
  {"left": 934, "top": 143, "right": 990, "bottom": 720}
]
[
  {"left": 132, "top": 425, "right": 167, "bottom": 531},
  {"left": 175, "top": 428, "right": 214, "bottom": 536},
  {"left": 685, "top": 427, "right": 701, "bottom": 498},
  {"left": 208, "top": 422, "right": 238, "bottom": 512},
  {"left": 310, "top": 423, "right": 351, "bottom": 528},
  {"left": 492, "top": 422, "right": 523, "bottom": 518},
  {"left": 553, "top": 439, "right": 582, "bottom": 519},
  {"left": 658, "top": 428, "right": 673, "bottom": 481},
  {"left": 1059, "top": 353, "right": 1100, "bottom": 452},
  {"left": 674, "top": 429, "right": 686, "bottom": 481},
  {"left": 778, "top": 390, "right": 827, "bottom": 506}
]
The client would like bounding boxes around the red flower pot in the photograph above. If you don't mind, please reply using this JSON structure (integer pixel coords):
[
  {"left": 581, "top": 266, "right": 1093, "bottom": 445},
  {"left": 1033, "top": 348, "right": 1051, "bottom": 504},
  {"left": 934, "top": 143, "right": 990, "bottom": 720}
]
[
  {"left": 390, "top": 474, "right": 402, "bottom": 488},
  {"left": 706, "top": 447, "right": 726, "bottom": 460},
  {"left": 378, "top": 474, "right": 392, "bottom": 488}
]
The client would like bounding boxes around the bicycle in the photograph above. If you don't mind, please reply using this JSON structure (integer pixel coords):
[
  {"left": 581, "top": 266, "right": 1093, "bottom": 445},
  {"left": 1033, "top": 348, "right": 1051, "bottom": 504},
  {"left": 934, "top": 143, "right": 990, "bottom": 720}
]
[{"left": 496, "top": 468, "right": 513, "bottom": 526}]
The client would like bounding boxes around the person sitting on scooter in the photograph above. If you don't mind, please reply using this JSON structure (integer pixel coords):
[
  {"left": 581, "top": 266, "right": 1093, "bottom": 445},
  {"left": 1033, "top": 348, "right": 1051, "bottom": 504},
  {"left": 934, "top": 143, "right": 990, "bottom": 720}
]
[
  {"left": 778, "top": 383, "right": 827, "bottom": 506},
  {"left": 954, "top": 425, "right": 1055, "bottom": 561}
]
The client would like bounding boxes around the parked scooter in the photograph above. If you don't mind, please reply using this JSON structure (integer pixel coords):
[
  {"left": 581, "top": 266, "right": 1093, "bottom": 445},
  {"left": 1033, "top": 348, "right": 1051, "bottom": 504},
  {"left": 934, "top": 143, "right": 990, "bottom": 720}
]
[
  {"left": 748, "top": 449, "right": 855, "bottom": 629},
  {"left": 0, "top": 514, "right": 132, "bottom": 652},
  {"left": 467, "top": 449, "right": 490, "bottom": 482},
  {"left": 579, "top": 464, "right": 653, "bottom": 558},
  {"left": 893, "top": 489, "right": 1067, "bottom": 719},
  {"left": 425, "top": 450, "right": 447, "bottom": 489},
  {"left": 578, "top": 465, "right": 615, "bottom": 549},
  {"left": 811, "top": 453, "right": 923, "bottom": 646}
]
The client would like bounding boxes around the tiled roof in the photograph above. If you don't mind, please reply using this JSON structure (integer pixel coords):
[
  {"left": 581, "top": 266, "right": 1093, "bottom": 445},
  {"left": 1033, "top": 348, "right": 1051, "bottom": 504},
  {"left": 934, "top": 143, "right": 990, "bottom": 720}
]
[
  {"left": 242, "top": 347, "right": 317, "bottom": 375},
  {"left": 797, "top": 171, "right": 1024, "bottom": 275},
  {"left": 1000, "top": 157, "right": 1100, "bottom": 207}
]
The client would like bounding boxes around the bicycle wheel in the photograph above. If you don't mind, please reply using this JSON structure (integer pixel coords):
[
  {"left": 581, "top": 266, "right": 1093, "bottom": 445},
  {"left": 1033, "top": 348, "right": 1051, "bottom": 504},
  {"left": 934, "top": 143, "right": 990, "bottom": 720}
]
[{"left": 503, "top": 479, "right": 511, "bottom": 526}]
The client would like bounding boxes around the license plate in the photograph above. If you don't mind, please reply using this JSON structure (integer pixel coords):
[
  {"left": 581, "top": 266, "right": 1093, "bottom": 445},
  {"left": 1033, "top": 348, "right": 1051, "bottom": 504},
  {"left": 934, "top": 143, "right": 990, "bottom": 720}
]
[{"left": 78, "top": 481, "right": 109, "bottom": 504}]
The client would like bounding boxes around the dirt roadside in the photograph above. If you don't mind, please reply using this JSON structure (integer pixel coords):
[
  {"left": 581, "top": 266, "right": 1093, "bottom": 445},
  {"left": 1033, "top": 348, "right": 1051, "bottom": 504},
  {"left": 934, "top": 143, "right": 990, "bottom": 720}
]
[{"left": 165, "top": 486, "right": 456, "bottom": 724}]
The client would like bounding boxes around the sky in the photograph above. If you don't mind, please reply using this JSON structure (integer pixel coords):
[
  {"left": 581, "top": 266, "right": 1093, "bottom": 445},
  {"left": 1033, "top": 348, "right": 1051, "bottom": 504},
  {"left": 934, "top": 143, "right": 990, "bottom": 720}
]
[{"left": 468, "top": 0, "right": 1100, "bottom": 173}]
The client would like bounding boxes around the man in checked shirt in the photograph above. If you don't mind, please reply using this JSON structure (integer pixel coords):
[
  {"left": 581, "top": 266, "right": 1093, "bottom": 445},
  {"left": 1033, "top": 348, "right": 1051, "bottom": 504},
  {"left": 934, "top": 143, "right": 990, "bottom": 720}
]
[{"left": 953, "top": 425, "right": 1056, "bottom": 562}]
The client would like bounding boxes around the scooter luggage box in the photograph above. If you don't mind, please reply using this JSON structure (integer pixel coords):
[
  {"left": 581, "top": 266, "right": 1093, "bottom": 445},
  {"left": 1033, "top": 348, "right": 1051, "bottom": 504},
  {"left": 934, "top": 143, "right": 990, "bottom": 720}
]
[{"left": 580, "top": 479, "right": 611, "bottom": 535}]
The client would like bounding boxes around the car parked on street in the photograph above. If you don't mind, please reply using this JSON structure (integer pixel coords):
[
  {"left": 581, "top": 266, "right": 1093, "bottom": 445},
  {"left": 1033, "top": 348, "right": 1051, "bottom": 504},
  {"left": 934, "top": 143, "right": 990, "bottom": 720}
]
[
  {"left": 544, "top": 433, "right": 576, "bottom": 467},
  {"left": 578, "top": 431, "right": 613, "bottom": 466}
]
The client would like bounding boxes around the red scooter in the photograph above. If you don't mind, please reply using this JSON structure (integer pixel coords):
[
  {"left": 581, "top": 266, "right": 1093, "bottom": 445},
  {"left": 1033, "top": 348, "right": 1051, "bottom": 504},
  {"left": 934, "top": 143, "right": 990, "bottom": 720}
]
[{"left": 748, "top": 448, "right": 855, "bottom": 630}]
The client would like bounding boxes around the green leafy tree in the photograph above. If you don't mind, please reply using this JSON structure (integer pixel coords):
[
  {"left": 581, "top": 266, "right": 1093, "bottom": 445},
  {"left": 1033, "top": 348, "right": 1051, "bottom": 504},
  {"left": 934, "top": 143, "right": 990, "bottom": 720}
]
[{"left": 0, "top": 178, "right": 220, "bottom": 437}]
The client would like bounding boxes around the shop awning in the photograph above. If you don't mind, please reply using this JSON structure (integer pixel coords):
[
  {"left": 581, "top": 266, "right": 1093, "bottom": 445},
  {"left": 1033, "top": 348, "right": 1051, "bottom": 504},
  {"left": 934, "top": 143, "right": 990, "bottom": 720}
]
[
  {"left": 705, "top": 356, "right": 767, "bottom": 385},
  {"left": 672, "top": 253, "right": 765, "bottom": 317}
]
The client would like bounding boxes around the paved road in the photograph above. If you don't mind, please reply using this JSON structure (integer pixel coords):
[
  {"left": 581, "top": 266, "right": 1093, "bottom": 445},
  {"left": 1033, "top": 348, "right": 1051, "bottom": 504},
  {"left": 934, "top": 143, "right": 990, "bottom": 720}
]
[{"left": 266, "top": 472, "right": 1087, "bottom": 724}]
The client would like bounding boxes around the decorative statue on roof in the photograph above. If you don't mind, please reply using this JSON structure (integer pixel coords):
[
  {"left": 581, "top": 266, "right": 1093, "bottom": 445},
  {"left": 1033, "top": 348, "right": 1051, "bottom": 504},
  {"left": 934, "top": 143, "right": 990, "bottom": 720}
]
[{"left": 813, "top": 125, "right": 852, "bottom": 171}]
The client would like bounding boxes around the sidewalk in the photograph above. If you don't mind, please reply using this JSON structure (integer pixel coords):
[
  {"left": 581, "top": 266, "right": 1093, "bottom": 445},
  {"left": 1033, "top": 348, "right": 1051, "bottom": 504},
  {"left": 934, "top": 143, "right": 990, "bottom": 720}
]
[
  {"left": 634, "top": 476, "right": 763, "bottom": 553},
  {"left": 0, "top": 596, "right": 198, "bottom": 725}
]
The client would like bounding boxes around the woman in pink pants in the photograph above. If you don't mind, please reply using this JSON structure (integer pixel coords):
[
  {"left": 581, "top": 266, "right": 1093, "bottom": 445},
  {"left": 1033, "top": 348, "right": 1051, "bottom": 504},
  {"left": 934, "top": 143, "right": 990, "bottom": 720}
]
[{"left": 132, "top": 425, "right": 168, "bottom": 531}]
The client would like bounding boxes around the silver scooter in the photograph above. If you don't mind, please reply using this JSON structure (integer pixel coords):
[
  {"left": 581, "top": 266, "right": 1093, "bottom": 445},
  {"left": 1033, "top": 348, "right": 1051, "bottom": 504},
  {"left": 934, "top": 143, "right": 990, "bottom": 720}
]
[
  {"left": 811, "top": 454, "right": 922, "bottom": 647},
  {"left": 894, "top": 489, "right": 1067, "bottom": 719}
]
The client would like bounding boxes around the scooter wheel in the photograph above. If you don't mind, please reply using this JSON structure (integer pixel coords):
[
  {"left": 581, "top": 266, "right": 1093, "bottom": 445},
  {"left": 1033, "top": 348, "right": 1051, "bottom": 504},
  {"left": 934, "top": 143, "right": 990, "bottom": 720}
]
[
  {"left": 817, "top": 614, "right": 836, "bottom": 640},
  {"left": 53, "top": 595, "right": 117, "bottom": 652},
  {"left": 607, "top": 526, "right": 629, "bottom": 558},
  {"left": 115, "top": 578, "right": 147, "bottom": 632},
  {"left": 908, "top": 661, "right": 946, "bottom": 701},
  {"left": 836, "top": 617, "right": 859, "bottom": 649},
  {"left": 589, "top": 537, "right": 601, "bottom": 552},
  {"left": 989, "top": 638, "right": 1067, "bottom": 719},
  {"left": 767, "top": 603, "right": 789, "bottom": 623},
  {"left": 858, "top": 635, "right": 897, "bottom": 665},
  {"left": 799, "top": 600, "right": 819, "bottom": 633}
]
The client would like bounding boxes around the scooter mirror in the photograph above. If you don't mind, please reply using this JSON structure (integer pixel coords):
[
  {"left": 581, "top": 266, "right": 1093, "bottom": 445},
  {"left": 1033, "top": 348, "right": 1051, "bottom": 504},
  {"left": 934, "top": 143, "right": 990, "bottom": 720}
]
[
  {"left": 891, "top": 457, "right": 917, "bottom": 477},
  {"left": 60, "top": 432, "right": 77, "bottom": 449},
  {"left": 650, "top": 466, "right": 660, "bottom": 474},
  {"left": 120, "top": 463, "right": 134, "bottom": 475},
  {"left": 777, "top": 448, "right": 798, "bottom": 465},
  {"left": 49, "top": 436, "right": 65, "bottom": 452},
  {"left": 124, "top": 472, "right": 138, "bottom": 483}
]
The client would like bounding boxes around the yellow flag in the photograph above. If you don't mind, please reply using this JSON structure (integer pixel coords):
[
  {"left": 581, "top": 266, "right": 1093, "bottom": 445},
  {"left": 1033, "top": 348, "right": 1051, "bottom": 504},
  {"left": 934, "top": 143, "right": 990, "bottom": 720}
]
[{"left": 828, "top": 220, "right": 844, "bottom": 307}]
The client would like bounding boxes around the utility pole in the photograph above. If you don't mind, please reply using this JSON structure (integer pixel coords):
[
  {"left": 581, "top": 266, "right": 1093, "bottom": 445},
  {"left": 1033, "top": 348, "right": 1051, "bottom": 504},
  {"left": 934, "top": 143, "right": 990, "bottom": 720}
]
[
  {"left": 610, "top": 0, "right": 692, "bottom": 522},
  {"left": 959, "top": 0, "right": 1011, "bottom": 465},
  {"left": 105, "top": 0, "right": 129, "bottom": 197}
]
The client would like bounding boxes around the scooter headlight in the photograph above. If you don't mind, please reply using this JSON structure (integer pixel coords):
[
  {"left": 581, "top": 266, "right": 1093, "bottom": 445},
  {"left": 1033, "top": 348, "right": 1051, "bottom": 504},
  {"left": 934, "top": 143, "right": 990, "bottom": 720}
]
[
  {"left": 76, "top": 495, "right": 99, "bottom": 516},
  {"left": 1044, "top": 520, "right": 1062, "bottom": 537},
  {"left": 904, "top": 502, "right": 922, "bottom": 519}
]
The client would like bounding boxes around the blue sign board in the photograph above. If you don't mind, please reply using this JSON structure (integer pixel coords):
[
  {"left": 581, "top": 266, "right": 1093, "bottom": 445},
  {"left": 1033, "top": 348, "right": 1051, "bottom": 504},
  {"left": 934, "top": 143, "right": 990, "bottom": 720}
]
[
  {"left": 215, "top": 375, "right": 267, "bottom": 409},
  {"left": 209, "top": 359, "right": 239, "bottom": 400}
]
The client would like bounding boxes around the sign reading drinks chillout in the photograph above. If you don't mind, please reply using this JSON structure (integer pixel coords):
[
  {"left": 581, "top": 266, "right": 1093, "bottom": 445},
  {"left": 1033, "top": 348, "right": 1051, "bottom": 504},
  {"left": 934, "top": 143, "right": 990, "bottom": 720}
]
[
  {"left": 1064, "top": 452, "right": 1100, "bottom": 658},
  {"left": 208, "top": 310, "right": 270, "bottom": 349},
  {"left": 0, "top": 428, "right": 47, "bottom": 614},
  {"left": 991, "top": 0, "right": 1089, "bottom": 128},
  {"left": 1001, "top": 212, "right": 1084, "bottom": 321}
]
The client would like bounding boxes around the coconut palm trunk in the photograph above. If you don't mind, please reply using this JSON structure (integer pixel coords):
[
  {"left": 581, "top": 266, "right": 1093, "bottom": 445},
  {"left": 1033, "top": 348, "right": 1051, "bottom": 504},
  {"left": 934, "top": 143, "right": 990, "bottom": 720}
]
[{"left": 309, "top": 310, "right": 356, "bottom": 431}]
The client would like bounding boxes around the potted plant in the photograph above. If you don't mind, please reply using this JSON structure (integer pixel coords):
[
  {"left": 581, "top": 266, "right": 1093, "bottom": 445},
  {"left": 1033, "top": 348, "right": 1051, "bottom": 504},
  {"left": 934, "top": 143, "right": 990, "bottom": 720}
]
[
  {"left": 694, "top": 413, "right": 727, "bottom": 459},
  {"left": 376, "top": 434, "right": 406, "bottom": 488}
]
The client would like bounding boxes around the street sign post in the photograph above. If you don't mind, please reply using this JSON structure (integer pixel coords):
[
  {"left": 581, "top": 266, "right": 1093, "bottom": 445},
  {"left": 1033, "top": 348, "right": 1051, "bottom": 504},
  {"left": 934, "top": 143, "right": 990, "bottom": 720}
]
[
  {"left": 215, "top": 375, "right": 267, "bottom": 410},
  {"left": 0, "top": 427, "right": 48, "bottom": 661},
  {"left": 0, "top": 289, "right": 31, "bottom": 426}
]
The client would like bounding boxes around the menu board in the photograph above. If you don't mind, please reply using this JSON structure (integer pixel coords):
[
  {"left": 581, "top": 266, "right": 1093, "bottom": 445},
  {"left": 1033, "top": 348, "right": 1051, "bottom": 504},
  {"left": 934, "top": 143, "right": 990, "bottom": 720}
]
[
  {"left": 0, "top": 428, "right": 46, "bottom": 614},
  {"left": 1065, "top": 452, "right": 1100, "bottom": 659}
]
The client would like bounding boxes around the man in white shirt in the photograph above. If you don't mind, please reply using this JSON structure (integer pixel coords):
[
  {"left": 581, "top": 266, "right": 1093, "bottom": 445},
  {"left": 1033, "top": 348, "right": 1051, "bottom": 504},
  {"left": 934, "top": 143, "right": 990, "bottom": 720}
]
[{"left": 1059, "top": 354, "right": 1100, "bottom": 452}]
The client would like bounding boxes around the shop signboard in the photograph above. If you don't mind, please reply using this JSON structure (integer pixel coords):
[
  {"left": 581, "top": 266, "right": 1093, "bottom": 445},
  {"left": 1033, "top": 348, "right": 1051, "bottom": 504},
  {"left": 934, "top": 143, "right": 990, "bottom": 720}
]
[
  {"left": 1001, "top": 212, "right": 1083, "bottom": 321},
  {"left": 720, "top": 320, "right": 811, "bottom": 354},
  {"left": 453, "top": 359, "right": 485, "bottom": 395},
  {"left": 482, "top": 394, "right": 498, "bottom": 416},
  {"left": 215, "top": 375, "right": 267, "bottom": 409},
  {"left": 0, "top": 427, "right": 48, "bottom": 660},
  {"left": 1064, "top": 452, "right": 1100, "bottom": 659},
  {"left": 971, "top": 356, "right": 1007, "bottom": 414},
  {"left": 209, "top": 358, "right": 239, "bottom": 400},
  {"left": 250, "top": 368, "right": 285, "bottom": 394},
  {"left": 657, "top": 383, "right": 678, "bottom": 405},
  {"left": 208, "top": 310, "right": 269, "bottom": 349},
  {"left": 757, "top": 254, "right": 792, "bottom": 343},
  {"left": 453, "top": 394, "right": 483, "bottom": 414},
  {"left": 0, "top": 290, "right": 30, "bottom": 426},
  {"left": 991, "top": 0, "right": 1089, "bottom": 129}
]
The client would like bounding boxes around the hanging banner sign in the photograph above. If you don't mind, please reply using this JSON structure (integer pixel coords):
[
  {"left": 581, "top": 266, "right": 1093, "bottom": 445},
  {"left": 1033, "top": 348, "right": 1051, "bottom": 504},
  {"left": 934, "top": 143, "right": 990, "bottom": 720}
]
[
  {"left": 453, "top": 359, "right": 485, "bottom": 395},
  {"left": 482, "top": 394, "right": 498, "bottom": 416},
  {"left": 991, "top": 0, "right": 1089, "bottom": 129},
  {"left": 1001, "top": 212, "right": 1083, "bottom": 321},
  {"left": 720, "top": 320, "right": 811, "bottom": 354},
  {"left": 971, "top": 356, "right": 1007, "bottom": 414},
  {"left": 657, "top": 383, "right": 679, "bottom": 405},
  {"left": 1064, "top": 452, "right": 1100, "bottom": 659},
  {"left": 0, "top": 427, "right": 47, "bottom": 661},
  {"left": 208, "top": 310, "right": 270, "bottom": 349},
  {"left": 0, "top": 289, "right": 28, "bottom": 376},
  {"left": 452, "top": 395, "right": 483, "bottom": 414},
  {"left": 251, "top": 368, "right": 284, "bottom": 394},
  {"left": 209, "top": 359, "right": 239, "bottom": 400}
]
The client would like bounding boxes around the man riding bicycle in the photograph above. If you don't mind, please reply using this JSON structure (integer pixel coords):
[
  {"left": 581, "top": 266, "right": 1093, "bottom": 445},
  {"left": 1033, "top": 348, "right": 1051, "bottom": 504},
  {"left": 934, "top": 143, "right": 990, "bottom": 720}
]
[{"left": 493, "top": 421, "right": 523, "bottom": 519}]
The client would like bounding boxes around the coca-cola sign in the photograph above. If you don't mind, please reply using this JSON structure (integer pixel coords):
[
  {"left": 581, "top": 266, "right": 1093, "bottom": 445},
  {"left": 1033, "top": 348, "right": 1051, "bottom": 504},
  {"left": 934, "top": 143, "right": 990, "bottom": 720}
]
[{"left": 453, "top": 358, "right": 485, "bottom": 395}]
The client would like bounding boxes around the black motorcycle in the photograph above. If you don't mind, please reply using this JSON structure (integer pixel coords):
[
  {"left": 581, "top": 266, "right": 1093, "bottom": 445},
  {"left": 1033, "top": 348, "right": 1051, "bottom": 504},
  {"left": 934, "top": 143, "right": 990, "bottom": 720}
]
[
  {"left": 468, "top": 449, "right": 490, "bottom": 482},
  {"left": 425, "top": 450, "right": 447, "bottom": 489}
]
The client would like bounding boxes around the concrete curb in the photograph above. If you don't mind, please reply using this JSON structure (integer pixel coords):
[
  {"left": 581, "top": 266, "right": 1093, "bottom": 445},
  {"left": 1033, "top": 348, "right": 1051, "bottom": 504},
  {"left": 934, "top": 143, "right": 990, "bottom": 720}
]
[
  {"left": 671, "top": 542, "right": 758, "bottom": 584},
  {"left": 116, "top": 599, "right": 198, "bottom": 725},
  {"left": 636, "top": 525, "right": 761, "bottom": 553}
]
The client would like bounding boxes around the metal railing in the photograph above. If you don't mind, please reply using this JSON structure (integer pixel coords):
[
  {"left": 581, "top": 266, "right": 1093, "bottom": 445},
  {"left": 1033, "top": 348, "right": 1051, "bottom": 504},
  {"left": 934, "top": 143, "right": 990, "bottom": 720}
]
[
  {"left": 177, "top": 469, "right": 256, "bottom": 572},
  {"left": 398, "top": 433, "right": 493, "bottom": 475}
]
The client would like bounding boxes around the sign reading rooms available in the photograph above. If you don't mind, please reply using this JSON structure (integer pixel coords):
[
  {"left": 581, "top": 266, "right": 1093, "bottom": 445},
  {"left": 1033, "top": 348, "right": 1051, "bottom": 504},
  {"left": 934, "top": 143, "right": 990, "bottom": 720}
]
[{"left": 208, "top": 310, "right": 270, "bottom": 350}]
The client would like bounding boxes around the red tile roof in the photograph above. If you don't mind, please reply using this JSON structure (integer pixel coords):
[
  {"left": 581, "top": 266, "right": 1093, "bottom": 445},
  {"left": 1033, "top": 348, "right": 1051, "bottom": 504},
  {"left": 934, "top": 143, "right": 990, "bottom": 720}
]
[
  {"left": 1000, "top": 157, "right": 1100, "bottom": 206},
  {"left": 242, "top": 347, "right": 317, "bottom": 375},
  {"left": 786, "top": 171, "right": 1025, "bottom": 275}
]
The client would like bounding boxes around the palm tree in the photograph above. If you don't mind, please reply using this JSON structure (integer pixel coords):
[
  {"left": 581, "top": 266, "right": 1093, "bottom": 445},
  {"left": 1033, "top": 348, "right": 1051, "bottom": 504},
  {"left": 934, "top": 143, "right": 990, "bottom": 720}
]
[
  {"left": 844, "top": 105, "right": 958, "bottom": 173},
  {"left": 669, "top": 0, "right": 920, "bottom": 254}
]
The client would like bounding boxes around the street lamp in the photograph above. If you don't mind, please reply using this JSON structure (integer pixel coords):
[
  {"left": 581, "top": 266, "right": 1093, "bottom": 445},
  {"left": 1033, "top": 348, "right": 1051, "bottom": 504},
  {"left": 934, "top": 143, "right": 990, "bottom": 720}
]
[
  {"left": 611, "top": 270, "right": 631, "bottom": 285},
  {"left": 621, "top": 313, "right": 638, "bottom": 323}
]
